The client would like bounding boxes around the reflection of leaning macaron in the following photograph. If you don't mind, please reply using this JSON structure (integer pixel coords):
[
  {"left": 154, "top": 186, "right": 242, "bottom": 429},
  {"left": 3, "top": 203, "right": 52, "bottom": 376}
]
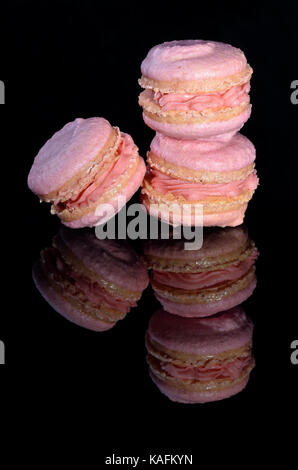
[
  {"left": 139, "top": 40, "right": 252, "bottom": 140},
  {"left": 141, "top": 132, "right": 258, "bottom": 227},
  {"left": 146, "top": 307, "right": 255, "bottom": 403},
  {"left": 28, "top": 117, "right": 146, "bottom": 228},
  {"left": 143, "top": 226, "right": 258, "bottom": 317},
  {"left": 33, "top": 227, "right": 149, "bottom": 331}
]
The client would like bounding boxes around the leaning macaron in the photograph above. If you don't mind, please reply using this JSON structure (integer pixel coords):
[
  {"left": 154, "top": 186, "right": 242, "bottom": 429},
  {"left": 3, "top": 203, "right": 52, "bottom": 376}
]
[
  {"left": 141, "top": 132, "right": 258, "bottom": 227},
  {"left": 32, "top": 227, "right": 149, "bottom": 331},
  {"left": 146, "top": 307, "right": 255, "bottom": 403},
  {"left": 28, "top": 117, "right": 146, "bottom": 228},
  {"left": 142, "top": 226, "right": 258, "bottom": 317},
  {"left": 139, "top": 40, "right": 252, "bottom": 139}
]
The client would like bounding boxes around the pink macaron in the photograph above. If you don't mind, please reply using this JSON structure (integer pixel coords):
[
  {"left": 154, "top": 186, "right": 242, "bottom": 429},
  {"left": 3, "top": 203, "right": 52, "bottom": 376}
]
[
  {"left": 146, "top": 307, "right": 255, "bottom": 403},
  {"left": 142, "top": 226, "right": 258, "bottom": 317},
  {"left": 139, "top": 40, "right": 252, "bottom": 139},
  {"left": 141, "top": 132, "right": 258, "bottom": 227},
  {"left": 33, "top": 227, "right": 149, "bottom": 331},
  {"left": 28, "top": 117, "right": 146, "bottom": 228}
]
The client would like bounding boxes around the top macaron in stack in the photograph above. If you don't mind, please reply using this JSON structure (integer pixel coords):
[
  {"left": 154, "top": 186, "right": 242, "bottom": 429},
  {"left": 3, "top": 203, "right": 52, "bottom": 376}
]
[{"left": 139, "top": 40, "right": 258, "bottom": 227}]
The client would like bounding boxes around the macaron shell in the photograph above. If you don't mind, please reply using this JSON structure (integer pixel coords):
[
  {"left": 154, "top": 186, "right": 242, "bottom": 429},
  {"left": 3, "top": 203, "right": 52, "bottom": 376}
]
[
  {"left": 143, "top": 106, "right": 251, "bottom": 139},
  {"left": 150, "top": 132, "right": 255, "bottom": 173},
  {"left": 147, "top": 307, "right": 253, "bottom": 356},
  {"left": 141, "top": 40, "right": 248, "bottom": 83},
  {"left": 28, "top": 117, "right": 114, "bottom": 196},
  {"left": 32, "top": 260, "right": 114, "bottom": 332},
  {"left": 150, "top": 370, "right": 250, "bottom": 403}
]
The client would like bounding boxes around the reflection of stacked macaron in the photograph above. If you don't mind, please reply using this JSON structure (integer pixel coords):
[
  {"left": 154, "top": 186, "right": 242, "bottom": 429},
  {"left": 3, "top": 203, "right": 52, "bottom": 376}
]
[
  {"left": 139, "top": 40, "right": 258, "bottom": 227},
  {"left": 33, "top": 227, "right": 149, "bottom": 331},
  {"left": 28, "top": 117, "right": 146, "bottom": 228},
  {"left": 146, "top": 307, "right": 255, "bottom": 403},
  {"left": 143, "top": 226, "right": 258, "bottom": 317}
]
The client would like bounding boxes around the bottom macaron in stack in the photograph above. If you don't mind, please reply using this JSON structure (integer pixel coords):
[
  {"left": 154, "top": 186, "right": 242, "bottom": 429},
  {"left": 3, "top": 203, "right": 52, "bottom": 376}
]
[
  {"left": 146, "top": 307, "right": 255, "bottom": 403},
  {"left": 33, "top": 227, "right": 149, "bottom": 331}
]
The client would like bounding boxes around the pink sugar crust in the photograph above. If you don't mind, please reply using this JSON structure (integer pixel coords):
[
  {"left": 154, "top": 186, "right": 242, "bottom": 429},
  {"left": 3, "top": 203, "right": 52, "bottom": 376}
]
[
  {"left": 141, "top": 40, "right": 248, "bottom": 82},
  {"left": 150, "top": 132, "right": 255, "bottom": 172},
  {"left": 58, "top": 227, "right": 149, "bottom": 293},
  {"left": 143, "top": 106, "right": 251, "bottom": 139},
  {"left": 32, "top": 260, "right": 114, "bottom": 332},
  {"left": 64, "top": 157, "right": 146, "bottom": 229},
  {"left": 28, "top": 117, "right": 113, "bottom": 195},
  {"left": 141, "top": 197, "right": 247, "bottom": 227},
  {"left": 144, "top": 226, "right": 249, "bottom": 261},
  {"left": 150, "top": 370, "right": 249, "bottom": 403},
  {"left": 155, "top": 277, "right": 257, "bottom": 317},
  {"left": 147, "top": 306, "right": 253, "bottom": 356}
]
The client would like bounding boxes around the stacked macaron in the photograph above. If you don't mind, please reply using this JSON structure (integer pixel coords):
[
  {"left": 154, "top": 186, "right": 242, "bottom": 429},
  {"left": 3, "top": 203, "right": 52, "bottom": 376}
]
[
  {"left": 33, "top": 227, "right": 149, "bottom": 331},
  {"left": 139, "top": 40, "right": 258, "bottom": 227},
  {"left": 28, "top": 117, "right": 146, "bottom": 228}
]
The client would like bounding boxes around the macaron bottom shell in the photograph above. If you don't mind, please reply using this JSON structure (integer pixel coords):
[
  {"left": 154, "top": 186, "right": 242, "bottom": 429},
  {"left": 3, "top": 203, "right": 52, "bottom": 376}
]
[{"left": 143, "top": 106, "right": 251, "bottom": 140}]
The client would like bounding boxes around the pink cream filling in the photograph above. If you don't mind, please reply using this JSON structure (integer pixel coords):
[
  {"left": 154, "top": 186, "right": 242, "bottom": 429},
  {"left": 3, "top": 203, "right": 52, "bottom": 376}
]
[
  {"left": 161, "top": 354, "right": 252, "bottom": 382},
  {"left": 44, "top": 248, "right": 134, "bottom": 314},
  {"left": 149, "top": 168, "right": 258, "bottom": 201},
  {"left": 152, "top": 250, "right": 257, "bottom": 290},
  {"left": 56, "top": 133, "right": 136, "bottom": 211},
  {"left": 153, "top": 82, "right": 250, "bottom": 112}
]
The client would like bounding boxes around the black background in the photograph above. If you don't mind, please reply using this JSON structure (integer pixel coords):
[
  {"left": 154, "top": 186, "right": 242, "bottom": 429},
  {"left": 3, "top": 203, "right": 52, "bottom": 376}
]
[{"left": 1, "top": 1, "right": 297, "bottom": 466}]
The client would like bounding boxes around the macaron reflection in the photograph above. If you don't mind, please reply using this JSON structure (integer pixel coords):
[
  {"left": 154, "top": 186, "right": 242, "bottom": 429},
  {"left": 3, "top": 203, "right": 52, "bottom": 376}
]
[
  {"left": 143, "top": 226, "right": 258, "bottom": 317},
  {"left": 146, "top": 307, "right": 255, "bottom": 404},
  {"left": 33, "top": 227, "right": 149, "bottom": 331}
]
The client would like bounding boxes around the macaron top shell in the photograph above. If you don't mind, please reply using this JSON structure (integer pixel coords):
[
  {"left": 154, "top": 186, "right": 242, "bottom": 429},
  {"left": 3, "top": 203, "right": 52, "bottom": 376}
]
[
  {"left": 150, "top": 132, "right": 256, "bottom": 173},
  {"left": 148, "top": 307, "right": 253, "bottom": 356},
  {"left": 144, "top": 226, "right": 249, "bottom": 263},
  {"left": 141, "top": 40, "right": 248, "bottom": 82},
  {"left": 28, "top": 117, "right": 114, "bottom": 195},
  {"left": 57, "top": 227, "right": 149, "bottom": 292}
]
